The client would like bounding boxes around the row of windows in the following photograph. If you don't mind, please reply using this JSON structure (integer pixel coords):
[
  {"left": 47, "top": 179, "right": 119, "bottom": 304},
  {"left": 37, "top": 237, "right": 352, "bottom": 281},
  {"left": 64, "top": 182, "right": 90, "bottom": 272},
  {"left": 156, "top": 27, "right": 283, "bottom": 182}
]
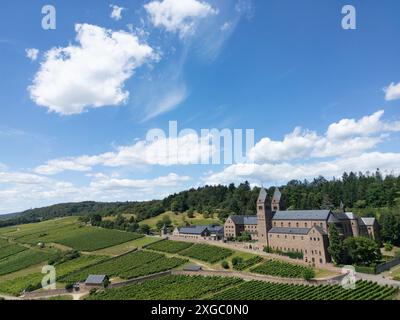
[
  {"left": 270, "top": 234, "right": 305, "bottom": 240},
  {"left": 273, "top": 221, "right": 325, "bottom": 228}
]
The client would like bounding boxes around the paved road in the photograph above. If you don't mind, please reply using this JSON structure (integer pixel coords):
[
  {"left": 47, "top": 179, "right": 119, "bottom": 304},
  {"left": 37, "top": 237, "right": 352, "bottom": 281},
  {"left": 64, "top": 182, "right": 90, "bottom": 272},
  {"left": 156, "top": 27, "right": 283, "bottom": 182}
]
[{"left": 356, "top": 273, "right": 400, "bottom": 287}]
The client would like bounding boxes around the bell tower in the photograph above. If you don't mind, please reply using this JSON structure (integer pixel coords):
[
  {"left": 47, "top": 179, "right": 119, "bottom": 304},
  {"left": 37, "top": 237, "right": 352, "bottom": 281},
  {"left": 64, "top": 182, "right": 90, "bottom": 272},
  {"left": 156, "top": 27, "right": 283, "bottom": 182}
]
[{"left": 257, "top": 187, "right": 273, "bottom": 245}]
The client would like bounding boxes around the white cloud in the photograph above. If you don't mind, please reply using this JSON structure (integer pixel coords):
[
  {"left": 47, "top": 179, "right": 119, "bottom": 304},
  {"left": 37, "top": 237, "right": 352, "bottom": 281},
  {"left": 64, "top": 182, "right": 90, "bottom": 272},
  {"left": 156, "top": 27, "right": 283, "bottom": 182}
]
[
  {"left": 384, "top": 82, "right": 400, "bottom": 101},
  {"left": 144, "top": 0, "right": 218, "bottom": 38},
  {"left": 205, "top": 152, "right": 400, "bottom": 186},
  {"left": 25, "top": 48, "right": 39, "bottom": 61},
  {"left": 110, "top": 4, "right": 125, "bottom": 21},
  {"left": 220, "top": 21, "right": 232, "bottom": 32},
  {"left": 0, "top": 167, "right": 191, "bottom": 214},
  {"left": 205, "top": 110, "right": 400, "bottom": 185},
  {"left": 34, "top": 133, "right": 216, "bottom": 175},
  {"left": 89, "top": 172, "right": 190, "bottom": 191},
  {"left": 249, "top": 110, "right": 400, "bottom": 163},
  {"left": 143, "top": 84, "right": 188, "bottom": 120},
  {"left": 29, "top": 23, "right": 158, "bottom": 115}
]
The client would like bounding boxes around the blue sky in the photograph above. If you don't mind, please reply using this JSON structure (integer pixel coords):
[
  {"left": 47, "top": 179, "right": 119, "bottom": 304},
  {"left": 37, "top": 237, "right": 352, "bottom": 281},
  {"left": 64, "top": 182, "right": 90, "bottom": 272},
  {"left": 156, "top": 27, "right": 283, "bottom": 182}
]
[{"left": 0, "top": 0, "right": 400, "bottom": 214}]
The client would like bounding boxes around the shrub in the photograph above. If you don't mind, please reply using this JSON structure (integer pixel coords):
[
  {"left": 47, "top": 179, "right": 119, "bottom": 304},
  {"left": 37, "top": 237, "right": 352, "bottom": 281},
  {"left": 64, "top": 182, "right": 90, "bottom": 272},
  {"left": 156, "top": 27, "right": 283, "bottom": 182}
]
[
  {"left": 384, "top": 243, "right": 394, "bottom": 252},
  {"left": 65, "top": 283, "right": 74, "bottom": 291},
  {"left": 221, "top": 261, "right": 230, "bottom": 269},
  {"left": 231, "top": 257, "right": 243, "bottom": 266},
  {"left": 355, "top": 265, "right": 376, "bottom": 274},
  {"left": 302, "top": 269, "right": 315, "bottom": 280}
]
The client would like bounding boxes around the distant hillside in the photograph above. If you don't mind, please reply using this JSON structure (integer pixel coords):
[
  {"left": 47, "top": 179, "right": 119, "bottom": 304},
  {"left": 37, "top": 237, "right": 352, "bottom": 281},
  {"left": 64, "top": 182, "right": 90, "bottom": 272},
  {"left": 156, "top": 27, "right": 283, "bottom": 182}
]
[{"left": 1, "top": 169, "right": 399, "bottom": 229}]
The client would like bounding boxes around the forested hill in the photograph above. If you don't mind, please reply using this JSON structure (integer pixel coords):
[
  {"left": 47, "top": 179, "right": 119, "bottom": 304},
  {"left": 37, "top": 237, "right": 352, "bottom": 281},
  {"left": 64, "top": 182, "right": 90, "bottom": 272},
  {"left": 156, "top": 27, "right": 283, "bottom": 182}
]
[{"left": 1, "top": 170, "right": 399, "bottom": 228}]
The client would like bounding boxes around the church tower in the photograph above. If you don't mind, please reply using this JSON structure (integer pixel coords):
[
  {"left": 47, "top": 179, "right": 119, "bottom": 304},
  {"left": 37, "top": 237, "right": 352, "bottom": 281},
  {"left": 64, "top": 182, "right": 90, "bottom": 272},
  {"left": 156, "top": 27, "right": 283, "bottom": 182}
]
[
  {"left": 271, "top": 187, "right": 285, "bottom": 212},
  {"left": 257, "top": 187, "right": 273, "bottom": 246}
]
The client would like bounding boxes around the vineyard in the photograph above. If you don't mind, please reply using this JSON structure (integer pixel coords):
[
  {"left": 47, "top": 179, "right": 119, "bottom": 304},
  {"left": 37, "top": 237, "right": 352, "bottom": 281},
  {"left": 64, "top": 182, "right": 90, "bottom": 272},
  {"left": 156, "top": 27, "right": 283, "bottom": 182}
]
[
  {"left": 232, "top": 256, "right": 263, "bottom": 271},
  {"left": 0, "top": 217, "right": 142, "bottom": 252},
  {"left": 0, "top": 243, "right": 28, "bottom": 260},
  {"left": 0, "top": 249, "right": 57, "bottom": 276},
  {"left": 86, "top": 275, "right": 243, "bottom": 300},
  {"left": 0, "top": 255, "right": 107, "bottom": 295},
  {"left": 211, "top": 280, "right": 398, "bottom": 300},
  {"left": 250, "top": 260, "right": 315, "bottom": 279},
  {"left": 61, "top": 250, "right": 187, "bottom": 283},
  {"left": 179, "top": 244, "right": 234, "bottom": 263},
  {"left": 145, "top": 240, "right": 193, "bottom": 254},
  {"left": 50, "top": 227, "right": 143, "bottom": 251}
]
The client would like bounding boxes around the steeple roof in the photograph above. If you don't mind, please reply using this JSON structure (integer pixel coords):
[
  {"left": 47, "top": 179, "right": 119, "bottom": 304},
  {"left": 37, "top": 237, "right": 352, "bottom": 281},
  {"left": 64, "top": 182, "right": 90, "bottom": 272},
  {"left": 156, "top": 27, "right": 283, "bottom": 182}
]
[
  {"left": 258, "top": 187, "right": 268, "bottom": 203},
  {"left": 272, "top": 188, "right": 281, "bottom": 202}
]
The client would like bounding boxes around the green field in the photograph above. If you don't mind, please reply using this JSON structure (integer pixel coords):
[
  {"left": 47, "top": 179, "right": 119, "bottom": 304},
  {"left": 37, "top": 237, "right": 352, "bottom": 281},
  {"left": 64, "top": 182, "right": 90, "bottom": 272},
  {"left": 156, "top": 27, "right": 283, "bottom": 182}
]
[
  {"left": 145, "top": 239, "right": 194, "bottom": 254},
  {"left": 61, "top": 250, "right": 187, "bottom": 283},
  {"left": 1, "top": 217, "right": 143, "bottom": 252},
  {"left": 211, "top": 280, "right": 398, "bottom": 300},
  {"left": 179, "top": 244, "right": 234, "bottom": 263},
  {"left": 0, "top": 249, "right": 57, "bottom": 276},
  {"left": 0, "top": 243, "right": 28, "bottom": 260},
  {"left": 86, "top": 275, "right": 242, "bottom": 300},
  {"left": 250, "top": 260, "right": 315, "bottom": 279},
  {"left": 47, "top": 227, "right": 143, "bottom": 252},
  {"left": 0, "top": 255, "right": 107, "bottom": 295}
]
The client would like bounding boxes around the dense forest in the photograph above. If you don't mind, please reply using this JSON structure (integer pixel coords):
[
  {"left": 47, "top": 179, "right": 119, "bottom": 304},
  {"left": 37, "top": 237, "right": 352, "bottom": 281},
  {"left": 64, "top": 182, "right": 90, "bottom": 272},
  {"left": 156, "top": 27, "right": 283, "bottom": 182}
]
[{"left": 1, "top": 170, "right": 400, "bottom": 235}]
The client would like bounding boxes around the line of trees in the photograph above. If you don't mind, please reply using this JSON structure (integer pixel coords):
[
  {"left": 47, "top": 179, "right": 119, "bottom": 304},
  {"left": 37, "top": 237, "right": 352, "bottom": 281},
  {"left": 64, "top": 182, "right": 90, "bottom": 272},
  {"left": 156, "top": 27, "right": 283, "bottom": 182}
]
[{"left": 1, "top": 170, "right": 399, "bottom": 233}]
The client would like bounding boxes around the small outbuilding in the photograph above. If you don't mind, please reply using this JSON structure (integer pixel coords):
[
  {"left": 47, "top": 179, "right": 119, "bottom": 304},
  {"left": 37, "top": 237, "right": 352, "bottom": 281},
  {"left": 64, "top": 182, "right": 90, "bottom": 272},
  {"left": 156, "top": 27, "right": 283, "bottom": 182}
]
[{"left": 85, "top": 275, "right": 109, "bottom": 288}]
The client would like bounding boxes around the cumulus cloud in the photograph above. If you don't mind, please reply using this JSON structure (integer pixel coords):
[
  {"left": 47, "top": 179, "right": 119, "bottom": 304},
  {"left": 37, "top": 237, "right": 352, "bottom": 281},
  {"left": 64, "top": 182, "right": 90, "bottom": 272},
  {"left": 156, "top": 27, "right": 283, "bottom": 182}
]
[
  {"left": 205, "top": 110, "right": 400, "bottom": 185},
  {"left": 384, "top": 82, "right": 400, "bottom": 101},
  {"left": 34, "top": 133, "right": 216, "bottom": 175},
  {"left": 0, "top": 166, "right": 191, "bottom": 214},
  {"left": 144, "top": 0, "right": 218, "bottom": 38},
  {"left": 25, "top": 48, "right": 39, "bottom": 61},
  {"left": 249, "top": 110, "right": 400, "bottom": 163},
  {"left": 29, "top": 23, "right": 158, "bottom": 115},
  {"left": 110, "top": 4, "right": 125, "bottom": 21},
  {"left": 205, "top": 152, "right": 400, "bottom": 186}
]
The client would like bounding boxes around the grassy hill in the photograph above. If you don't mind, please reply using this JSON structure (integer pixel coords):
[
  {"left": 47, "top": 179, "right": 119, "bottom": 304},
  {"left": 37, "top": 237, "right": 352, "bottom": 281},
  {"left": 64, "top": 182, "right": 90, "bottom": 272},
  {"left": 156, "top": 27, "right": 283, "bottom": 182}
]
[{"left": 138, "top": 211, "right": 222, "bottom": 229}]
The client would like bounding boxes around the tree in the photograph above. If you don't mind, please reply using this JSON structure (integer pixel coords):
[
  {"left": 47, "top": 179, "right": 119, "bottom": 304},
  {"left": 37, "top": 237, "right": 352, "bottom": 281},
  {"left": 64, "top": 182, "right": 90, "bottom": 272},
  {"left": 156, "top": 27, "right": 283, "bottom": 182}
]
[
  {"left": 90, "top": 214, "right": 102, "bottom": 226},
  {"left": 328, "top": 224, "right": 347, "bottom": 265},
  {"left": 139, "top": 224, "right": 151, "bottom": 235},
  {"left": 379, "top": 211, "right": 400, "bottom": 246},
  {"left": 156, "top": 216, "right": 172, "bottom": 230},
  {"left": 343, "top": 237, "right": 382, "bottom": 266},
  {"left": 187, "top": 208, "right": 195, "bottom": 219},
  {"left": 221, "top": 261, "right": 230, "bottom": 269}
]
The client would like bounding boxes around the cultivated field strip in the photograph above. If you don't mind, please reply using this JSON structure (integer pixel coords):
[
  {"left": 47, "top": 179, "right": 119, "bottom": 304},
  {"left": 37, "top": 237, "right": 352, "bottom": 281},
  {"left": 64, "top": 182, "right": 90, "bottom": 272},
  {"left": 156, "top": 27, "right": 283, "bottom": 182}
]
[
  {"left": 179, "top": 244, "right": 234, "bottom": 263},
  {"left": 211, "top": 280, "right": 398, "bottom": 300},
  {"left": 86, "top": 275, "right": 243, "bottom": 300},
  {"left": 60, "top": 250, "right": 187, "bottom": 283},
  {"left": 0, "top": 255, "right": 107, "bottom": 295},
  {"left": 250, "top": 259, "right": 314, "bottom": 278},
  {"left": 0, "top": 249, "right": 57, "bottom": 276},
  {"left": 144, "top": 239, "right": 194, "bottom": 254}
]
